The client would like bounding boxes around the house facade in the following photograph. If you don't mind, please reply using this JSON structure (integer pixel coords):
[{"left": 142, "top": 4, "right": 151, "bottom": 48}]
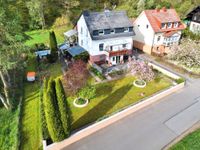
[
  {"left": 133, "top": 8, "right": 186, "bottom": 55},
  {"left": 77, "top": 10, "right": 135, "bottom": 65},
  {"left": 186, "top": 6, "right": 200, "bottom": 34}
]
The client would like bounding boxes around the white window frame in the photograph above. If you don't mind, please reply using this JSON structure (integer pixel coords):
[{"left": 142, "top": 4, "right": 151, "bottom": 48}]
[
  {"left": 81, "top": 40, "right": 83, "bottom": 46},
  {"left": 161, "top": 23, "right": 166, "bottom": 29},
  {"left": 167, "top": 22, "right": 172, "bottom": 28},
  {"left": 110, "top": 29, "right": 115, "bottom": 34},
  {"left": 124, "top": 27, "right": 129, "bottom": 32},
  {"left": 174, "top": 22, "right": 179, "bottom": 28},
  {"left": 99, "top": 29, "right": 104, "bottom": 35},
  {"left": 81, "top": 27, "right": 83, "bottom": 34},
  {"left": 157, "top": 36, "right": 161, "bottom": 42}
]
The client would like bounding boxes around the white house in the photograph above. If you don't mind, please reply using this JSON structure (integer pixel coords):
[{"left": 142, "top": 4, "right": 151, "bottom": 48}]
[
  {"left": 186, "top": 6, "right": 200, "bottom": 34},
  {"left": 133, "top": 7, "right": 186, "bottom": 55},
  {"left": 77, "top": 10, "right": 135, "bottom": 65}
]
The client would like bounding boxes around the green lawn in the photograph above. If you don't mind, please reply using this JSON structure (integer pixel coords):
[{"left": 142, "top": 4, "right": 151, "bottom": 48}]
[
  {"left": 69, "top": 75, "right": 172, "bottom": 130},
  {"left": 0, "top": 108, "right": 19, "bottom": 150},
  {"left": 170, "top": 128, "right": 200, "bottom": 150},
  {"left": 25, "top": 25, "right": 72, "bottom": 46},
  {"left": 20, "top": 58, "right": 62, "bottom": 150}
]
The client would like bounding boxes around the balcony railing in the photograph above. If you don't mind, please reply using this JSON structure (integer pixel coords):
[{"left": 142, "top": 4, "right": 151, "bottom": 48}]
[{"left": 104, "top": 49, "right": 131, "bottom": 57}]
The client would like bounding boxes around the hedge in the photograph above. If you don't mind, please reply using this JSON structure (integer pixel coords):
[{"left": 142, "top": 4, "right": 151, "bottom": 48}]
[
  {"left": 55, "top": 78, "right": 70, "bottom": 137},
  {"left": 43, "top": 78, "right": 66, "bottom": 142},
  {"left": 40, "top": 78, "right": 50, "bottom": 140}
]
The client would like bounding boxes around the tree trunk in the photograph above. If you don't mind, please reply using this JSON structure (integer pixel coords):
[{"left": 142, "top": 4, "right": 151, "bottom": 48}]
[
  {"left": 0, "top": 70, "right": 11, "bottom": 107},
  {"left": 0, "top": 93, "right": 9, "bottom": 109}
]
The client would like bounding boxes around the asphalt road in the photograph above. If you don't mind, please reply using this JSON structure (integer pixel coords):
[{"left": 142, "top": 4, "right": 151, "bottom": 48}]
[{"left": 61, "top": 75, "right": 200, "bottom": 150}]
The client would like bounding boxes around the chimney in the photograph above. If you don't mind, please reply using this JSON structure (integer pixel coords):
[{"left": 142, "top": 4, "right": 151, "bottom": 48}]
[
  {"left": 104, "top": 9, "right": 111, "bottom": 17},
  {"left": 162, "top": 7, "right": 167, "bottom": 12}
]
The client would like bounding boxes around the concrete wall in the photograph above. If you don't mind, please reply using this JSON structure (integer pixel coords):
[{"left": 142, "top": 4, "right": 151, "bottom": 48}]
[
  {"left": 133, "top": 11, "right": 155, "bottom": 47},
  {"left": 149, "top": 62, "right": 181, "bottom": 79},
  {"left": 190, "top": 21, "right": 200, "bottom": 33}
]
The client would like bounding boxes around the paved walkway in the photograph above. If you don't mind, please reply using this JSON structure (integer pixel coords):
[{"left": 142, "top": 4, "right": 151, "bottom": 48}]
[{"left": 60, "top": 57, "right": 200, "bottom": 150}]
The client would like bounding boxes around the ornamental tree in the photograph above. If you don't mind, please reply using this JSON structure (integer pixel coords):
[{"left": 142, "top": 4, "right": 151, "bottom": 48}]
[
  {"left": 128, "top": 59, "right": 155, "bottom": 82},
  {"left": 63, "top": 60, "right": 89, "bottom": 95},
  {"left": 167, "top": 39, "right": 200, "bottom": 68}
]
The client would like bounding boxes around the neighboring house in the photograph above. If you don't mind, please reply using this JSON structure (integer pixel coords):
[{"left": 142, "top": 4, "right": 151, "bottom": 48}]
[
  {"left": 77, "top": 10, "right": 135, "bottom": 65},
  {"left": 186, "top": 5, "right": 200, "bottom": 34},
  {"left": 133, "top": 7, "right": 186, "bottom": 55}
]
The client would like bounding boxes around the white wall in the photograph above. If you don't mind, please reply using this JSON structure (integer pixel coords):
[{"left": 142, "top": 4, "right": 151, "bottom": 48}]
[
  {"left": 77, "top": 15, "right": 133, "bottom": 56},
  {"left": 190, "top": 21, "right": 200, "bottom": 34},
  {"left": 90, "top": 36, "right": 133, "bottom": 56},
  {"left": 77, "top": 15, "right": 92, "bottom": 53},
  {"left": 133, "top": 11, "right": 155, "bottom": 46},
  {"left": 153, "top": 31, "right": 181, "bottom": 46}
]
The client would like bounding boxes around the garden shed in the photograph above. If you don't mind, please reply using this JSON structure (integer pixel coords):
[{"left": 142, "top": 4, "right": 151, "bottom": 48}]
[{"left": 35, "top": 50, "right": 51, "bottom": 59}]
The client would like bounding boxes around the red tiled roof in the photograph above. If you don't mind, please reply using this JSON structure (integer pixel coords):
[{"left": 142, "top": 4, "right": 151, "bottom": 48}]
[
  {"left": 144, "top": 8, "right": 186, "bottom": 33},
  {"left": 27, "top": 72, "right": 36, "bottom": 77},
  {"left": 163, "top": 31, "right": 179, "bottom": 37}
]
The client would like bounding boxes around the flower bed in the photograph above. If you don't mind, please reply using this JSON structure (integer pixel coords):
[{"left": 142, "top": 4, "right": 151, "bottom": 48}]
[
  {"left": 133, "top": 79, "right": 146, "bottom": 88},
  {"left": 73, "top": 98, "right": 89, "bottom": 108}
]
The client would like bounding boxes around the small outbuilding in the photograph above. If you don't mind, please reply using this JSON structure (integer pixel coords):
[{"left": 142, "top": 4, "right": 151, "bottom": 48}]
[
  {"left": 35, "top": 50, "right": 51, "bottom": 59},
  {"left": 27, "top": 72, "right": 36, "bottom": 82}
]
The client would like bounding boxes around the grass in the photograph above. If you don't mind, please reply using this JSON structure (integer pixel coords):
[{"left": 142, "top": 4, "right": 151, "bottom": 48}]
[
  {"left": 0, "top": 108, "right": 19, "bottom": 150},
  {"left": 170, "top": 128, "right": 200, "bottom": 150},
  {"left": 68, "top": 75, "right": 172, "bottom": 130},
  {"left": 20, "top": 57, "right": 62, "bottom": 150},
  {"left": 25, "top": 25, "right": 72, "bottom": 46}
]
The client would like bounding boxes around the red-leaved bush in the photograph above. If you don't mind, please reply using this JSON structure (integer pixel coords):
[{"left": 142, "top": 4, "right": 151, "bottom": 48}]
[{"left": 63, "top": 60, "right": 89, "bottom": 95}]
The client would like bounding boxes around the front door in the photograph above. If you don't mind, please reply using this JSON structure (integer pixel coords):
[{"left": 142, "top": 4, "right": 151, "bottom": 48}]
[{"left": 116, "top": 56, "right": 120, "bottom": 64}]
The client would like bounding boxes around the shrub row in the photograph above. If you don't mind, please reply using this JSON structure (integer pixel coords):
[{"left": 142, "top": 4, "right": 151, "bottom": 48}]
[
  {"left": 41, "top": 77, "right": 70, "bottom": 142},
  {"left": 89, "top": 67, "right": 105, "bottom": 80}
]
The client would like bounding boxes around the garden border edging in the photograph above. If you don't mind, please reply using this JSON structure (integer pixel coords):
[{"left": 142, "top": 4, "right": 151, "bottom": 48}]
[{"left": 46, "top": 81, "right": 185, "bottom": 150}]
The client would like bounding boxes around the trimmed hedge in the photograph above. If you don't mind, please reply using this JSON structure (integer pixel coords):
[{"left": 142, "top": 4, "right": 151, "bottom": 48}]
[
  {"left": 49, "top": 31, "right": 58, "bottom": 63},
  {"left": 55, "top": 78, "right": 70, "bottom": 137},
  {"left": 43, "top": 78, "right": 66, "bottom": 142},
  {"left": 40, "top": 78, "right": 50, "bottom": 140}
]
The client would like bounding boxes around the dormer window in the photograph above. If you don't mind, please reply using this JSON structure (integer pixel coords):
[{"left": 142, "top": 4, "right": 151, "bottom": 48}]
[
  {"left": 167, "top": 23, "right": 172, "bottom": 28},
  {"left": 99, "top": 30, "right": 104, "bottom": 35},
  {"left": 174, "top": 22, "right": 179, "bottom": 28},
  {"left": 93, "top": 30, "right": 99, "bottom": 36},
  {"left": 161, "top": 23, "right": 166, "bottom": 29},
  {"left": 110, "top": 29, "right": 115, "bottom": 34},
  {"left": 124, "top": 27, "right": 129, "bottom": 32},
  {"left": 129, "top": 27, "right": 133, "bottom": 32}
]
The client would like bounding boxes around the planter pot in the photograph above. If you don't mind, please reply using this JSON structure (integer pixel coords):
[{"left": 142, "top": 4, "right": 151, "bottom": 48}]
[
  {"left": 133, "top": 79, "right": 146, "bottom": 88},
  {"left": 73, "top": 98, "right": 89, "bottom": 108}
]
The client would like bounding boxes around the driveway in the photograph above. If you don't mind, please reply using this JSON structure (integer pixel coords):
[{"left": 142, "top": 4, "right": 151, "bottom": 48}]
[{"left": 61, "top": 59, "right": 200, "bottom": 150}]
